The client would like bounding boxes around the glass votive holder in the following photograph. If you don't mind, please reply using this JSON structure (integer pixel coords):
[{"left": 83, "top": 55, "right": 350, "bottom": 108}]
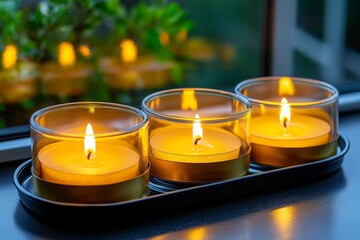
[
  {"left": 39, "top": 61, "right": 92, "bottom": 98},
  {"left": 98, "top": 55, "right": 174, "bottom": 90},
  {"left": 141, "top": 88, "right": 251, "bottom": 184},
  {"left": 235, "top": 76, "right": 339, "bottom": 167},
  {"left": 30, "top": 102, "right": 150, "bottom": 203},
  {"left": 0, "top": 60, "right": 38, "bottom": 105}
]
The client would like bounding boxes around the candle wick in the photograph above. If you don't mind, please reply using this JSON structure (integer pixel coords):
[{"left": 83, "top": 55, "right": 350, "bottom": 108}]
[
  {"left": 87, "top": 151, "right": 92, "bottom": 160},
  {"left": 194, "top": 137, "right": 202, "bottom": 145},
  {"left": 283, "top": 118, "right": 288, "bottom": 128}
]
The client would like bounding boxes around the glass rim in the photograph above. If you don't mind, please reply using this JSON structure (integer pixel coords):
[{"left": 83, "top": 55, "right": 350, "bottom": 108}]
[
  {"left": 30, "top": 101, "right": 148, "bottom": 139},
  {"left": 141, "top": 87, "right": 252, "bottom": 123},
  {"left": 234, "top": 76, "right": 339, "bottom": 107}
]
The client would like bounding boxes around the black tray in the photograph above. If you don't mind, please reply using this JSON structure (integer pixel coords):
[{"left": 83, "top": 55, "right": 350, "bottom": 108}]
[{"left": 13, "top": 133, "right": 350, "bottom": 220}]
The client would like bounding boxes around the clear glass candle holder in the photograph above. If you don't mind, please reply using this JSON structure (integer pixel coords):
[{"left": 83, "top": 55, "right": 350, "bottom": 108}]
[
  {"left": 235, "top": 76, "right": 339, "bottom": 167},
  {"left": 30, "top": 102, "right": 150, "bottom": 203},
  {"left": 141, "top": 88, "right": 251, "bottom": 183},
  {"left": 39, "top": 61, "right": 92, "bottom": 98}
]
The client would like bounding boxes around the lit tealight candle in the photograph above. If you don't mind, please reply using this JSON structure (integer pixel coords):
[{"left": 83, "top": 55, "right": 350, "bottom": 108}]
[
  {"left": 40, "top": 41, "right": 91, "bottom": 97},
  {"left": 38, "top": 123, "right": 140, "bottom": 185},
  {"left": 235, "top": 76, "right": 339, "bottom": 167},
  {"left": 250, "top": 97, "right": 331, "bottom": 148},
  {"left": 143, "top": 88, "right": 251, "bottom": 183},
  {"left": 150, "top": 114, "right": 241, "bottom": 163},
  {"left": 99, "top": 39, "right": 174, "bottom": 90},
  {"left": 0, "top": 44, "right": 38, "bottom": 104}
]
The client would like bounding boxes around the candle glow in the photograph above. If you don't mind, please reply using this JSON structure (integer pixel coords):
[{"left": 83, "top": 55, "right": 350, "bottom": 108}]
[
  {"left": 279, "top": 77, "right": 295, "bottom": 96},
  {"left": 192, "top": 114, "right": 203, "bottom": 144},
  {"left": 236, "top": 76, "right": 338, "bottom": 166},
  {"left": 160, "top": 32, "right": 170, "bottom": 46},
  {"left": 84, "top": 123, "right": 96, "bottom": 159},
  {"left": 181, "top": 89, "right": 198, "bottom": 110},
  {"left": 279, "top": 98, "right": 291, "bottom": 128},
  {"left": 2, "top": 44, "right": 17, "bottom": 69},
  {"left": 79, "top": 44, "right": 91, "bottom": 58},
  {"left": 177, "top": 29, "right": 188, "bottom": 42},
  {"left": 38, "top": 123, "right": 141, "bottom": 185},
  {"left": 250, "top": 95, "right": 331, "bottom": 148},
  {"left": 58, "top": 42, "right": 76, "bottom": 67},
  {"left": 120, "top": 39, "right": 137, "bottom": 63}
]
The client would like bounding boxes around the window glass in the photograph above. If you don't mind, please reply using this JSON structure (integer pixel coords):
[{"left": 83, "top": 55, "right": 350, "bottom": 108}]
[
  {"left": 288, "top": 0, "right": 360, "bottom": 93},
  {"left": 0, "top": 0, "right": 266, "bottom": 129}
]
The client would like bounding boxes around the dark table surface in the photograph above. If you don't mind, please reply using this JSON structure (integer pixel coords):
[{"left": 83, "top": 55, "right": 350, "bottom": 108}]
[{"left": 1, "top": 110, "right": 360, "bottom": 240}]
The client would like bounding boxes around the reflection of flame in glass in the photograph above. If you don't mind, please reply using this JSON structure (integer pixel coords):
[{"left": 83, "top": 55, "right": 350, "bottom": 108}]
[
  {"left": 242, "top": 89, "right": 248, "bottom": 96},
  {"left": 2, "top": 44, "right": 17, "bottom": 69},
  {"left": 192, "top": 114, "right": 203, "bottom": 144},
  {"left": 260, "top": 104, "right": 266, "bottom": 115},
  {"left": 139, "top": 125, "right": 149, "bottom": 158},
  {"left": 181, "top": 89, "right": 198, "bottom": 110},
  {"left": 120, "top": 39, "right": 137, "bottom": 63},
  {"left": 79, "top": 44, "right": 91, "bottom": 58},
  {"left": 280, "top": 97, "right": 291, "bottom": 128},
  {"left": 160, "top": 32, "right": 170, "bottom": 46},
  {"left": 58, "top": 42, "right": 76, "bottom": 67},
  {"left": 279, "top": 77, "right": 295, "bottom": 96},
  {"left": 177, "top": 29, "right": 188, "bottom": 42},
  {"left": 84, "top": 123, "right": 96, "bottom": 159},
  {"left": 271, "top": 206, "right": 296, "bottom": 240}
]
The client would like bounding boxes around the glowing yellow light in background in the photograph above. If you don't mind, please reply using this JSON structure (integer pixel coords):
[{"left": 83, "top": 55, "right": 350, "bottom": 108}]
[
  {"left": 2, "top": 44, "right": 17, "bottom": 69},
  {"left": 279, "top": 77, "right": 295, "bottom": 96},
  {"left": 177, "top": 29, "right": 188, "bottom": 42},
  {"left": 181, "top": 89, "right": 198, "bottom": 110},
  {"left": 78, "top": 44, "right": 91, "bottom": 58},
  {"left": 160, "top": 32, "right": 170, "bottom": 46},
  {"left": 58, "top": 42, "right": 76, "bottom": 67},
  {"left": 120, "top": 39, "right": 137, "bottom": 63}
]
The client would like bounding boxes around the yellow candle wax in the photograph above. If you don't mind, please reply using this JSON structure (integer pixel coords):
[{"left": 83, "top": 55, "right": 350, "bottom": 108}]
[
  {"left": 250, "top": 115, "right": 331, "bottom": 148},
  {"left": 150, "top": 127, "right": 241, "bottom": 163},
  {"left": 38, "top": 141, "right": 140, "bottom": 185}
]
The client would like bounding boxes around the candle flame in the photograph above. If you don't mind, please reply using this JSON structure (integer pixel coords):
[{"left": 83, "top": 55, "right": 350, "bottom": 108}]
[
  {"left": 84, "top": 123, "right": 96, "bottom": 160},
  {"left": 280, "top": 98, "right": 291, "bottom": 128},
  {"left": 58, "top": 42, "right": 76, "bottom": 67},
  {"left": 120, "top": 39, "right": 137, "bottom": 63},
  {"left": 2, "top": 44, "right": 17, "bottom": 69},
  {"left": 193, "top": 114, "right": 203, "bottom": 145},
  {"left": 181, "top": 89, "right": 198, "bottom": 110},
  {"left": 279, "top": 77, "right": 295, "bottom": 96}
]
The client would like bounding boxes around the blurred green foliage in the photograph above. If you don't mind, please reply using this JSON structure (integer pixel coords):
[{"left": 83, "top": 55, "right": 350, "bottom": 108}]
[{"left": 0, "top": 0, "right": 193, "bottom": 63}]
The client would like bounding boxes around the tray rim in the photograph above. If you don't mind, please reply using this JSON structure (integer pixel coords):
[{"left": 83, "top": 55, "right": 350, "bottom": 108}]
[{"left": 13, "top": 133, "right": 350, "bottom": 214}]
